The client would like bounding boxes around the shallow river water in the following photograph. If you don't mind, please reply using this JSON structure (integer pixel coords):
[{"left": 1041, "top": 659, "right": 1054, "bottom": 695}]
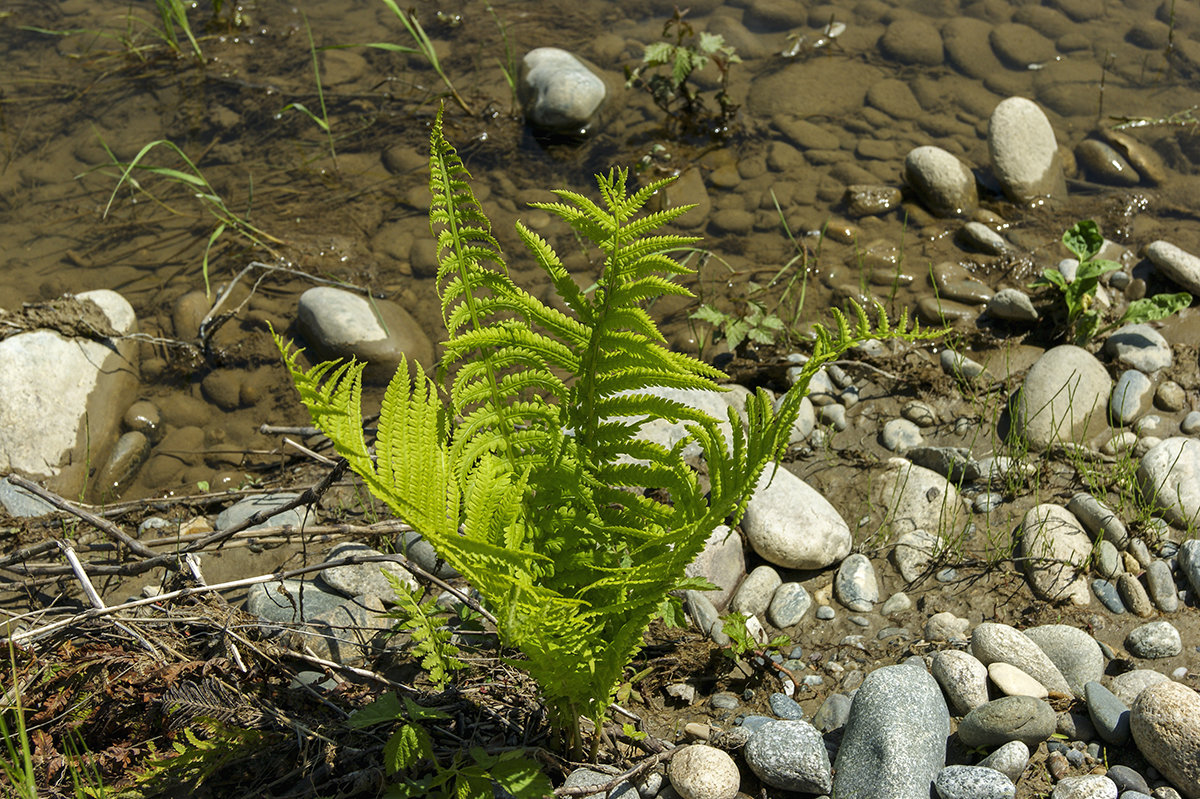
[{"left": 2, "top": 0, "right": 1200, "bottom": 500}]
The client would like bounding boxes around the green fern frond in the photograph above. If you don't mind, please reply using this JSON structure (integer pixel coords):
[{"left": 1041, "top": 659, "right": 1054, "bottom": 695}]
[{"left": 384, "top": 572, "right": 464, "bottom": 689}]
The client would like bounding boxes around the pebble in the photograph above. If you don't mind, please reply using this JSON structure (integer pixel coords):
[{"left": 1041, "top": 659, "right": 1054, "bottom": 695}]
[
  {"left": 971, "top": 622, "right": 1074, "bottom": 696},
  {"left": 1145, "top": 559, "right": 1180, "bottom": 613},
  {"left": 216, "top": 492, "right": 308, "bottom": 533},
  {"left": 730, "top": 565, "right": 782, "bottom": 618},
  {"left": 666, "top": 745, "right": 740, "bottom": 799},
  {"left": 908, "top": 446, "right": 977, "bottom": 481},
  {"left": 1126, "top": 621, "right": 1182, "bottom": 658},
  {"left": 1096, "top": 540, "right": 1123, "bottom": 579},
  {"left": 926, "top": 612, "right": 970, "bottom": 642},
  {"left": 1070, "top": 491, "right": 1132, "bottom": 547},
  {"left": 873, "top": 458, "right": 968, "bottom": 539},
  {"left": 940, "top": 349, "right": 987, "bottom": 379},
  {"left": 1085, "top": 680, "right": 1131, "bottom": 745},
  {"left": 1110, "top": 669, "right": 1170, "bottom": 706},
  {"left": 769, "top": 692, "right": 805, "bottom": 721},
  {"left": 1155, "top": 380, "right": 1186, "bottom": 411},
  {"left": 1111, "top": 370, "right": 1154, "bottom": 425},
  {"left": 989, "top": 662, "right": 1048, "bottom": 699},
  {"left": 833, "top": 665, "right": 950, "bottom": 799},
  {"left": 881, "top": 18, "right": 946, "bottom": 66},
  {"left": 1050, "top": 775, "right": 1118, "bottom": 799},
  {"left": 518, "top": 48, "right": 606, "bottom": 134},
  {"left": 742, "top": 468, "right": 852, "bottom": 569},
  {"left": 880, "top": 592, "right": 911, "bottom": 616},
  {"left": 835, "top": 554, "right": 879, "bottom": 612},
  {"left": 320, "top": 542, "right": 418, "bottom": 603},
  {"left": 1129, "top": 538, "right": 1154, "bottom": 568},
  {"left": 974, "top": 492, "right": 1004, "bottom": 513},
  {"left": 892, "top": 528, "right": 942, "bottom": 584},
  {"left": 296, "top": 287, "right": 432, "bottom": 383},
  {"left": 958, "top": 696, "right": 1057, "bottom": 749},
  {"left": 1105, "top": 324, "right": 1173, "bottom": 373},
  {"left": 768, "top": 582, "right": 812, "bottom": 628},
  {"left": 1182, "top": 540, "right": 1200, "bottom": 595},
  {"left": 959, "top": 221, "right": 1013, "bottom": 255},
  {"left": 1100, "top": 128, "right": 1167, "bottom": 184},
  {"left": 1145, "top": 240, "right": 1200, "bottom": 296},
  {"left": 1117, "top": 573, "right": 1156, "bottom": 618},
  {"left": 710, "top": 692, "right": 740, "bottom": 710},
  {"left": 1092, "top": 579, "right": 1127, "bottom": 613},
  {"left": 881, "top": 418, "right": 923, "bottom": 453},
  {"left": 816, "top": 605, "right": 835, "bottom": 620},
  {"left": 988, "top": 96, "right": 1067, "bottom": 204},
  {"left": 987, "top": 288, "right": 1039, "bottom": 322},
  {"left": 903, "top": 401, "right": 938, "bottom": 427},
  {"left": 934, "top": 765, "right": 1016, "bottom": 799},
  {"left": 977, "top": 740, "right": 1030, "bottom": 783},
  {"left": 743, "top": 720, "right": 832, "bottom": 794},
  {"left": 1015, "top": 346, "right": 1111, "bottom": 450},
  {"left": 932, "top": 649, "right": 990, "bottom": 715},
  {"left": 845, "top": 184, "right": 902, "bottom": 217},
  {"left": 1103, "top": 430, "right": 1140, "bottom": 456},
  {"left": 819, "top": 402, "right": 847, "bottom": 431},
  {"left": 1137, "top": 438, "right": 1200, "bottom": 527},
  {"left": 905, "top": 146, "right": 978, "bottom": 217},
  {"left": 813, "top": 693, "right": 852, "bottom": 732},
  {"left": 1130, "top": 681, "right": 1200, "bottom": 799},
  {"left": 1106, "top": 764, "right": 1151, "bottom": 794},
  {"left": 687, "top": 525, "right": 745, "bottom": 610}
]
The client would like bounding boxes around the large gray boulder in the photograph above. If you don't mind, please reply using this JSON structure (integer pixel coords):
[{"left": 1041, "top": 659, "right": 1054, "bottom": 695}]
[
  {"left": 0, "top": 290, "right": 138, "bottom": 498},
  {"left": 833, "top": 664, "right": 950, "bottom": 799}
]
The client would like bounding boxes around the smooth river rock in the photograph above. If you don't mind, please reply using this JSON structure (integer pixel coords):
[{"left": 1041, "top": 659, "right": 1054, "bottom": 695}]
[
  {"left": 833, "top": 665, "right": 950, "bottom": 799},
  {"left": 905, "top": 145, "right": 978, "bottom": 217},
  {"left": 871, "top": 457, "right": 968, "bottom": 539},
  {"left": 0, "top": 289, "right": 138, "bottom": 498},
  {"left": 958, "top": 696, "right": 1058, "bottom": 748},
  {"left": 518, "top": 47, "right": 606, "bottom": 134},
  {"left": 1146, "top": 240, "right": 1200, "bottom": 296},
  {"left": 1137, "top": 437, "right": 1200, "bottom": 527},
  {"left": 1013, "top": 345, "right": 1111, "bottom": 450},
  {"left": 743, "top": 720, "right": 833, "bottom": 794},
  {"left": 1019, "top": 504, "right": 1093, "bottom": 606},
  {"left": 1130, "top": 681, "right": 1200, "bottom": 799},
  {"left": 987, "top": 96, "right": 1067, "bottom": 204},
  {"left": 742, "top": 467, "right": 851, "bottom": 569},
  {"left": 666, "top": 744, "right": 741, "bottom": 799},
  {"left": 970, "top": 622, "right": 1074, "bottom": 696}
]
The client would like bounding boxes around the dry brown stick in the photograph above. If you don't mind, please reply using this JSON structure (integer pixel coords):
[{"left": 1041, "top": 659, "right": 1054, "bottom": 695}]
[{"left": 8, "top": 475, "right": 159, "bottom": 560}]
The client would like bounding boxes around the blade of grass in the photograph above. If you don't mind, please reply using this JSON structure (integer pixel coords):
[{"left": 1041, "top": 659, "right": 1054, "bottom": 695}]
[{"left": 377, "top": 0, "right": 473, "bottom": 115}]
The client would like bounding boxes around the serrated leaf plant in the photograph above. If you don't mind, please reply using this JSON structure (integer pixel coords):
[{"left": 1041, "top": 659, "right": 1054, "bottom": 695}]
[
  {"left": 1033, "top": 219, "right": 1191, "bottom": 345},
  {"left": 277, "top": 105, "right": 929, "bottom": 759}
]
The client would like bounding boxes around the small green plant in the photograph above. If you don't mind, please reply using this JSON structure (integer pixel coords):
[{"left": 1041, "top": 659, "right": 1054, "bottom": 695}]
[
  {"left": 719, "top": 613, "right": 790, "bottom": 660},
  {"left": 278, "top": 107, "right": 929, "bottom": 759},
  {"left": 99, "top": 138, "right": 284, "bottom": 296},
  {"left": 363, "top": 0, "right": 473, "bottom": 115},
  {"left": 383, "top": 573, "right": 465, "bottom": 690},
  {"left": 625, "top": 7, "right": 741, "bottom": 135},
  {"left": 281, "top": 11, "right": 337, "bottom": 164},
  {"left": 152, "top": 0, "right": 204, "bottom": 60},
  {"left": 1032, "top": 219, "right": 1191, "bottom": 345},
  {"left": 348, "top": 694, "right": 550, "bottom": 799},
  {"left": 691, "top": 294, "right": 786, "bottom": 353}
]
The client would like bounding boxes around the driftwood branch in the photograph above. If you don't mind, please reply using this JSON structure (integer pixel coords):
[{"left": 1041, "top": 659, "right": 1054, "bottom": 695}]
[{"left": 9, "top": 474, "right": 159, "bottom": 559}]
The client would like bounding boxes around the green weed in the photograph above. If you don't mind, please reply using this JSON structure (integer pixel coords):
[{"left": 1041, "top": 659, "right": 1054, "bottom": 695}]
[{"left": 280, "top": 11, "right": 337, "bottom": 165}]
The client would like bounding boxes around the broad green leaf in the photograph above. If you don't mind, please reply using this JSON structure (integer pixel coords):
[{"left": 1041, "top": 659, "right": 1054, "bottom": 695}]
[
  {"left": 1119, "top": 292, "right": 1192, "bottom": 325},
  {"left": 690, "top": 305, "right": 729, "bottom": 325},
  {"left": 1075, "top": 257, "right": 1120, "bottom": 282},
  {"left": 383, "top": 723, "right": 433, "bottom": 775},
  {"left": 642, "top": 41, "right": 673, "bottom": 67},
  {"left": 345, "top": 692, "right": 404, "bottom": 728},
  {"left": 1062, "top": 219, "right": 1104, "bottom": 262}
]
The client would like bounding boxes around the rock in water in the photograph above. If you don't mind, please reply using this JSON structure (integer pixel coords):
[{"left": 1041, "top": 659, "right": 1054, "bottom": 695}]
[
  {"left": 519, "top": 47, "right": 606, "bottom": 134},
  {"left": 297, "top": 287, "right": 432, "bottom": 384},
  {"left": 1014, "top": 345, "right": 1111, "bottom": 450},
  {"left": 904, "top": 145, "right": 978, "bottom": 217},
  {"left": 0, "top": 290, "right": 138, "bottom": 498},
  {"left": 1145, "top": 240, "right": 1200, "bottom": 296},
  {"left": 1130, "top": 681, "right": 1200, "bottom": 799},
  {"left": 1137, "top": 438, "right": 1200, "bottom": 527},
  {"left": 987, "top": 96, "right": 1067, "bottom": 204},
  {"left": 833, "top": 664, "right": 950, "bottom": 799}
]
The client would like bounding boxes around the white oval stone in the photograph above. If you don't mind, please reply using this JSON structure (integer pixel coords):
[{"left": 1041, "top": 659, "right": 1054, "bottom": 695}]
[
  {"left": 742, "top": 467, "right": 851, "bottom": 569},
  {"left": 666, "top": 744, "right": 741, "bottom": 799}
]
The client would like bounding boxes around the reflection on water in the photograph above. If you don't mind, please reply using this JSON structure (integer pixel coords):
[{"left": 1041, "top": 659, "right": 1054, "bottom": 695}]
[{"left": 1, "top": 0, "right": 1198, "bottom": 499}]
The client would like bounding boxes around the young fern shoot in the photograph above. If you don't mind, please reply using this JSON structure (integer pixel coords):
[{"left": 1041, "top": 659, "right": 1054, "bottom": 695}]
[{"left": 277, "top": 106, "right": 932, "bottom": 759}]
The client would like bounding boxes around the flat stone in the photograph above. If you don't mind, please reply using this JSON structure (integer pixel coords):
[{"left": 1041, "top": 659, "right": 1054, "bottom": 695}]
[
  {"left": 1050, "top": 775, "right": 1118, "bottom": 799},
  {"left": 1085, "top": 680, "right": 1131, "bottom": 745},
  {"left": 932, "top": 649, "right": 990, "bottom": 715},
  {"left": 1129, "top": 680, "right": 1200, "bottom": 799},
  {"left": 988, "top": 96, "right": 1067, "bottom": 204},
  {"left": 882, "top": 418, "right": 923, "bottom": 453},
  {"left": 935, "top": 765, "right": 1016, "bottom": 799},
  {"left": 989, "top": 662, "right": 1048, "bottom": 699},
  {"left": 872, "top": 458, "right": 968, "bottom": 540},
  {"left": 743, "top": 720, "right": 832, "bottom": 794},
  {"left": 835, "top": 553, "right": 879, "bottom": 612},
  {"left": 1020, "top": 504, "right": 1093, "bottom": 606},
  {"left": 1075, "top": 139, "right": 1141, "bottom": 186},
  {"left": 245, "top": 579, "right": 346, "bottom": 624},
  {"left": 1117, "top": 573, "right": 1156, "bottom": 618},
  {"left": 1146, "top": 240, "right": 1200, "bottom": 296},
  {"left": 1125, "top": 621, "right": 1182, "bottom": 659},
  {"left": 1014, "top": 345, "right": 1111, "bottom": 450},
  {"left": 686, "top": 525, "right": 745, "bottom": 610},
  {"left": 959, "top": 695, "right": 1057, "bottom": 749},
  {"left": 1023, "top": 624, "right": 1105, "bottom": 698},
  {"left": 216, "top": 493, "right": 309, "bottom": 532},
  {"left": 1138, "top": 438, "right": 1200, "bottom": 527},
  {"left": 970, "top": 622, "right": 1074, "bottom": 696},
  {"left": 742, "top": 468, "right": 851, "bottom": 569},
  {"left": 1104, "top": 324, "right": 1173, "bottom": 373},
  {"left": 769, "top": 692, "right": 804, "bottom": 721},
  {"left": 1092, "top": 578, "right": 1126, "bottom": 613},
  {"left": 833, "top": 665, "right": 950, "bottom": 799},
  {"left": 881, "top": 17, "right": 945, "bottom": 66}
]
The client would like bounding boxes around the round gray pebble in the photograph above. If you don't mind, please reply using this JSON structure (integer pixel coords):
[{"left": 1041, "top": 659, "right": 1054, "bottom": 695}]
[{"left": 1125, "top": 621, "right": 1182, "bottom": 658}]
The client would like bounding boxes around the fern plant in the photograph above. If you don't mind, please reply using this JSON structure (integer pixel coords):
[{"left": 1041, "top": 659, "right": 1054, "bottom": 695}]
[
  {"left": 383, "top": 572, "right": 465, "bottom": 690},
  {"left": 277, "top": 107, "right": 928, "bottom": 758}
]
